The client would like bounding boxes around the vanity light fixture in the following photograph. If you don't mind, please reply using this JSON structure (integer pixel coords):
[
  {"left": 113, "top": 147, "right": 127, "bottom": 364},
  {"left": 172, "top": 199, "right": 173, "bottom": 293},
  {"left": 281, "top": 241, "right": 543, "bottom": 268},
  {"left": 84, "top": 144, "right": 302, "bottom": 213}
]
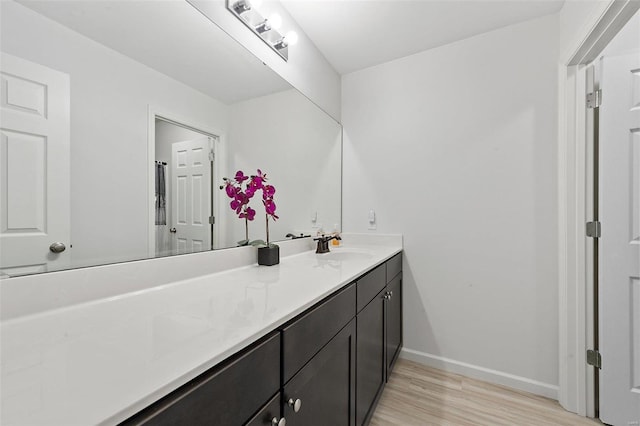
[
  {"left": 255, "top": 19, "right": 271, "bottom": 34},
  {"left": 232, "top": 0, "right": 251, "bottom": 14},
  {"left": 274, "top": 31, "right": 298, "bottom": 50},
  {"left": 268, "top": 14, "right": 282, "bottom": 30},
  {"left": 227, "top": 0, "right": 297, "bottom": 61},
  {"left": 256, "top": 13, "right": 282, "bottom": 34}
]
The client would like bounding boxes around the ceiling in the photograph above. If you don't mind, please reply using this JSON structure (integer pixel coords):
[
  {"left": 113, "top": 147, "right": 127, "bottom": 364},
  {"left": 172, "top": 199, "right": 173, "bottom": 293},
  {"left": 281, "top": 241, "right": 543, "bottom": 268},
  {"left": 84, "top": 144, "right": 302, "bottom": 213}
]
[
  {"left": 16, "top": 0, "right": 291, "bottom": 104},
  {"left": 281, "top": 0, "right": 566, "bottom": 74}
]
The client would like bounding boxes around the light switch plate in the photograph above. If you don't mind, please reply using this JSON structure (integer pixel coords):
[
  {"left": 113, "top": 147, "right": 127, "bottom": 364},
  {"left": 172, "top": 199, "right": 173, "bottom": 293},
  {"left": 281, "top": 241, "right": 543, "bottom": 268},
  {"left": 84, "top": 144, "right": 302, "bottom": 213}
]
[{"left": 368, "top": 209, "right": 377, "bottom": 230}]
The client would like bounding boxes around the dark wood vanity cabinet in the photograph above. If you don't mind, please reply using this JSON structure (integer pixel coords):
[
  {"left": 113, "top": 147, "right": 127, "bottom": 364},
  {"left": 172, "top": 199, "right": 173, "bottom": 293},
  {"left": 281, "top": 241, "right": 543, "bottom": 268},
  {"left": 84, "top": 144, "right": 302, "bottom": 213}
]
[
  {"left": 356, "top": 253, "right": 403, "bottom": 426},
  {"left": 121, "top": 253, "right": 402, "bottom": 426}
]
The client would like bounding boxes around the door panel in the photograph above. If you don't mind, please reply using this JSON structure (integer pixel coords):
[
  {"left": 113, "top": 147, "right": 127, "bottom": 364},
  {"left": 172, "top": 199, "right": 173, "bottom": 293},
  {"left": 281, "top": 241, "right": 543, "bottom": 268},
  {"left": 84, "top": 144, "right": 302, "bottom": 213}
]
[
  {"left": 170, "top": 137, "right": 211, "bottom": 254},
  {"left": 283, "top": 320, "right": 356, "bottom": 426},
  {"left": 386, "top": 274, "right": 402, "bottom": 378},
  {"left": 356, "top": 290, "right": 385, "bottom": 425},
  {"left": 0, "top": 53, "right": 70, "bottom": 274},
  {"left": 599, "top": 52, "right": 640, "bottom": 425}
]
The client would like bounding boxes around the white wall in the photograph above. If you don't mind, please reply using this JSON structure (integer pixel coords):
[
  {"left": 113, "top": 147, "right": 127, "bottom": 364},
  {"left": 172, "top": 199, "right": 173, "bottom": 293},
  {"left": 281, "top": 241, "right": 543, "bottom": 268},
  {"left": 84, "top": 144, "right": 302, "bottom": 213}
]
[
  {"left": 1, "top": 1, "right": 229, "bottom": 267},
  {"left": 342, "top": 15, "right": 560, "bottom": 396},
  {"left": 188, "top": 0, "right": 341, "bottom": 121},
  {"left": 226, "top": 89, "right": 342, "bottom": 246},
  {"left": 558, "top": 0, "right": 613, "bottom": 63}
]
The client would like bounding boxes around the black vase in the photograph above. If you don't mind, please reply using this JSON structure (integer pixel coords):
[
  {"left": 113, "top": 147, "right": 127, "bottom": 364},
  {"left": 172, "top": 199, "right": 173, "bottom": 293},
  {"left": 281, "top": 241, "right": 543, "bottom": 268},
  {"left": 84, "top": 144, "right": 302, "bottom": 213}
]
[{"left": 258, "top": 245, "right": 279, "bottom": 266}]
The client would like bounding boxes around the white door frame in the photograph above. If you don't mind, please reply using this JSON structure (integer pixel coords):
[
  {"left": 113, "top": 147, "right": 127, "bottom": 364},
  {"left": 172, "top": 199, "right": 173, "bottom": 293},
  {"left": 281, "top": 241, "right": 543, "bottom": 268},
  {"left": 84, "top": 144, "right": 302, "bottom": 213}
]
[
  {"left": 558, "top": 0, "right": 640, "bottom": 417},
  {"left": 147, "top": 106, "right": 226, "bottom": 257}
]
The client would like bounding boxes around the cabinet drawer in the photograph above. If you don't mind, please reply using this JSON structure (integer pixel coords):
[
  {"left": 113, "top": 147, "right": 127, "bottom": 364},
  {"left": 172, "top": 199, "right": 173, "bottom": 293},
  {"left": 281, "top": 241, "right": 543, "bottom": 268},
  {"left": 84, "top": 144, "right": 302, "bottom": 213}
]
[
  {"left": 386, "top": 253, "right": 402, "bottom": 283},
  {"left": 120, "top": 332, "right": 280, "bottom": 426},
  {"left": 281, "top": 283, "right": 356, "bottom": 383},
  {"left": 356, "top": 264, "right": 386, "bottom": 313}
]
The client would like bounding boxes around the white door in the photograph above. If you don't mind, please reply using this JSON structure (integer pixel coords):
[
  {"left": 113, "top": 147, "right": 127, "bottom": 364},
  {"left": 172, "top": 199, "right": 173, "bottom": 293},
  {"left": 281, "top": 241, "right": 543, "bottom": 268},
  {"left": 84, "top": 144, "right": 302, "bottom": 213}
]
[
  {"left": 171, "top": 137, "right": 212, "bottom": 254},
  {"left": 0, "top": 53, "right": 70, "bottom": 276},
  {"left": 599, "top": 52, "right": 640, "bottom": 425}
]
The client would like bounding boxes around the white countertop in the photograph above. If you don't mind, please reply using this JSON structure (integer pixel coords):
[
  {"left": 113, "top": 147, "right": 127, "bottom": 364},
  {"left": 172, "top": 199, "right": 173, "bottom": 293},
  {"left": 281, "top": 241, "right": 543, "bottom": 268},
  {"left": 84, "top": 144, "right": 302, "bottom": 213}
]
[{"left": 0, "top": 236, "right": 401, "bottom": 425}]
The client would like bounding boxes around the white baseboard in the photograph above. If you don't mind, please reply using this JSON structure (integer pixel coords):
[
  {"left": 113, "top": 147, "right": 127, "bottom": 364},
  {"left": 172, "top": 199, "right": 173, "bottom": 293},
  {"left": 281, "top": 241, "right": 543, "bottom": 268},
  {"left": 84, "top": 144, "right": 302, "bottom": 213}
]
[{"left": 400, "top": 348, "right": 559, "bottom": 400}]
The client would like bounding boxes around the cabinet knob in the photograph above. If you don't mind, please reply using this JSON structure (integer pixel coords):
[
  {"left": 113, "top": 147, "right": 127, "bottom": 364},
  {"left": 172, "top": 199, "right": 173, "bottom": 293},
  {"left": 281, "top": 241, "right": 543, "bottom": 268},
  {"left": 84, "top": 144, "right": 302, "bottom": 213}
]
[
  {"left": 271, "top": 417, "right": 286, "bottom": 426},
  {"left": 389, "top": 291, "right": 393, "bottom": 297},
  {"left": 383, "top": 292, "right": 391, "bottom": 300},
  {"left": 288, "top": 398, "right": 302, "bottom": 413}
]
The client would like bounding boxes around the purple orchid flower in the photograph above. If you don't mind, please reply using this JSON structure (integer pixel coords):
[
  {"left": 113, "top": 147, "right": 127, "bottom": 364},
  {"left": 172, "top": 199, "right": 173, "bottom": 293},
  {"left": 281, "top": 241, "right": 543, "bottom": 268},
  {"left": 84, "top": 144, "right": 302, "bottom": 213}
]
[
  {"left": 234, "top": 170, "right": 249, "bottom": 183},
  {"left": 220, "top": 169, "right": 280, "bottom": 246}
]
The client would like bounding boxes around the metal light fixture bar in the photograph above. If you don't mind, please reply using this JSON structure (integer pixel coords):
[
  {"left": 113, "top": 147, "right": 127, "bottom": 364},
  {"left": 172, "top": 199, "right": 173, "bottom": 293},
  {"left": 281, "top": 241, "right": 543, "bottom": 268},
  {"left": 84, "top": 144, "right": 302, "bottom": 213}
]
[{"left": 227, "top": 0, "right": 289, "bottom": 61}]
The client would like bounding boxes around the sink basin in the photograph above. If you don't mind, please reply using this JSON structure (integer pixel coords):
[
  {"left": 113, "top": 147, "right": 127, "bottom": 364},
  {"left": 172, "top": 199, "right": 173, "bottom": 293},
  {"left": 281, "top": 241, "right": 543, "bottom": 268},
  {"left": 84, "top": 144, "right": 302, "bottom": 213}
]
[{"left": 319, "top": 249, "right": 374, "bottom": 262}]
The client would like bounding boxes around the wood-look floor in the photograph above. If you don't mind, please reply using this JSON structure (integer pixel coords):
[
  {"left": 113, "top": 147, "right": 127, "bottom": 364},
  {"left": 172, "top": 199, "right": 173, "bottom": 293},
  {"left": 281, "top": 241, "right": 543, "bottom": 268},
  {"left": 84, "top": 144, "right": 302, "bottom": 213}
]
[{"left": 370, "top": 359, "right": 601, "bottom": 426}]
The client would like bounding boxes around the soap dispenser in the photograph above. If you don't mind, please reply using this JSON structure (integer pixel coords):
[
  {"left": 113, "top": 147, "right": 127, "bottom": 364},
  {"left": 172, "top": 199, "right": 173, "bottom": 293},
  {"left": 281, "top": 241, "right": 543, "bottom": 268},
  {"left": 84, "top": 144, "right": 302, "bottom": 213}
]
[{"left": 331, "top": 224, "right": 341, "bottom": 247}]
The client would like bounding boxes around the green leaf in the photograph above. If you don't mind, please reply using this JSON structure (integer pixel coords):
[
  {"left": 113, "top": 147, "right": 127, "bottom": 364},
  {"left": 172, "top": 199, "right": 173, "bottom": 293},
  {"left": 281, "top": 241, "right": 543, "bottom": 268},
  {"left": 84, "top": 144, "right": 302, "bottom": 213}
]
[{"left": 249, "top": 239, "right": 267, "bottom": 247}]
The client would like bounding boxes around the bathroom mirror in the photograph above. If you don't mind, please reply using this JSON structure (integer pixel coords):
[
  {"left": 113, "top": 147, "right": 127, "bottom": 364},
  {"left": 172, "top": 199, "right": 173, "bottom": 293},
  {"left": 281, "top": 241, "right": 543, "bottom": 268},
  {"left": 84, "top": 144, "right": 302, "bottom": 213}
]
[{"left": 0, "top": 0, "right": 342, "bottom": 277}]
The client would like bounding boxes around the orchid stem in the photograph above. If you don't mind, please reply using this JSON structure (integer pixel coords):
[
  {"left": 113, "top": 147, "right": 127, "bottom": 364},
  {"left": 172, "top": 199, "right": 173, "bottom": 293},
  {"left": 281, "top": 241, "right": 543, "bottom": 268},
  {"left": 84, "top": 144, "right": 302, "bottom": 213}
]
[{"left": 266, "top": 214, "right": 270, "bottom": 246}]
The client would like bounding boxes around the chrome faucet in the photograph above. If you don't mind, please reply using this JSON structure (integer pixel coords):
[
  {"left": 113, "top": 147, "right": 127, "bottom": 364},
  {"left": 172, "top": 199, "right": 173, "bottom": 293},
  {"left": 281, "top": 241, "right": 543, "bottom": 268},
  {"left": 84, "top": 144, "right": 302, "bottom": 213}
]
[{"left": 314, "top": 234, "right": 341, "bottom": 254}]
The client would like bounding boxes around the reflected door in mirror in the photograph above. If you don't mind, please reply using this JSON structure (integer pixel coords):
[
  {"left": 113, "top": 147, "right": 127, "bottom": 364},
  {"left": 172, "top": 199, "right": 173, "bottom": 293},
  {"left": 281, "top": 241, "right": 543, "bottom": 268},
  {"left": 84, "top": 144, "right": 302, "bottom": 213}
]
[
  {"left": 0, "top": 53, "right": 70, "bottom": 275},
  {"left": 171, "top": 137, "right": 213, "bottom": 254}
]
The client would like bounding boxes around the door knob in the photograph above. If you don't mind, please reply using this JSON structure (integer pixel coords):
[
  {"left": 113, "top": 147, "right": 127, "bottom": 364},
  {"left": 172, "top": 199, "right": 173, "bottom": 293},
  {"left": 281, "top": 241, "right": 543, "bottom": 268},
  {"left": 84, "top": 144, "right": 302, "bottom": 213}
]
[
  {"left": 288, "top": 398, "right": 302, "bottom": 413},
  {"left": 49, "top": 242, "right": 66, "bottom": 253},
  {"left": 169, "top": 228, "right": 177, "bottom": 233},
  {"left": 271, "top": 417, "right": 286, "bottom": 426}
]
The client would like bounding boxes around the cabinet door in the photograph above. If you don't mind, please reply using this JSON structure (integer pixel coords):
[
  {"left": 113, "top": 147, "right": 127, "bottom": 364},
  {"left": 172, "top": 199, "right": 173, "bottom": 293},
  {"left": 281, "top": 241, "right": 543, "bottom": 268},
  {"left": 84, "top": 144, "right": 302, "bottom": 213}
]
[
  {"left": 283, "top": 320, "right": 356, "bottom": 426},
  {"left": 386, "top": 274, "right": 402, "bottom": 378},
  {"left": 356, "top": 290, "right": 385, "bottom": 425}
]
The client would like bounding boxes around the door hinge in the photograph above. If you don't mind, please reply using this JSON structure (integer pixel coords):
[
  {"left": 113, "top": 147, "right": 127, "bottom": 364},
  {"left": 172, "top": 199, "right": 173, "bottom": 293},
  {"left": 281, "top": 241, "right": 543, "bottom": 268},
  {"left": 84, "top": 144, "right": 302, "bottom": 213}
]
[
  {"left": 586, "top": 221, "right": 601, "bottom": 238},
  {"left": 586, "top": 349, "right": 602, "bottom": 369},
  {"left": 209, "top": 150, "right": 215, "bottom": 162},
  {"left": 586, "top": 89, "right": 602, "bottom": 108},
  {"left": 209, "top": 216, "right": 215, "bottom": 225}
]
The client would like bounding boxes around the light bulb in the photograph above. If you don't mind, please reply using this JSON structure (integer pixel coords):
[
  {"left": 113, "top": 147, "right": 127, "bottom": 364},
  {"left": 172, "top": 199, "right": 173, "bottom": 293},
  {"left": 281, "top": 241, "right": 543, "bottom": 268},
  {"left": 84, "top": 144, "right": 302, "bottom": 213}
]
[
  {"left": 268, "top": 13, "right": 282, "bottom": 30},
  {"left": 284, "top": 31, "right": 298, "bottom": 46}
]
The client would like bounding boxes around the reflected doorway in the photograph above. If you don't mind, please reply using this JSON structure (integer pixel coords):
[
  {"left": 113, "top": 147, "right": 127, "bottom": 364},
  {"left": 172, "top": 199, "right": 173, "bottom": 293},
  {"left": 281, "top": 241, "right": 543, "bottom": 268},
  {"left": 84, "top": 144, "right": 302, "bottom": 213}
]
[{"left": 154, "top": 117, "right": 218, "bottom": 257}]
